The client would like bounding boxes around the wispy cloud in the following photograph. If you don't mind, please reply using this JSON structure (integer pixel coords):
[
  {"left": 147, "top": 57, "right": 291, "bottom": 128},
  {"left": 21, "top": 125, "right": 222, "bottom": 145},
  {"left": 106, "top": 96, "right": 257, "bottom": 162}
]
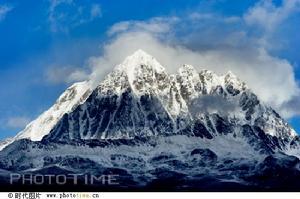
[
  {"left": 244, "top": 0, "right": 300, "bottom": 50},
  {"left": 108, "top": 17, "right": 178, "bottom": 36},
  {"left": 45, "top": 65, "right": 89, "bottom": 84},
  {"left": 90, "top": 4, "right": 102, "bottom": 19},
  {"left": 48, "top": 0, "right": 102, "bottom": 33},
  {"left": 244, "top": 0, "right": 300, "bottom": 32},
  {"left": 0, "top": 4, "right": 13, "bottom": 22},
  {"left": 6, "top": 116, "right": 31, "bottom": 129}
]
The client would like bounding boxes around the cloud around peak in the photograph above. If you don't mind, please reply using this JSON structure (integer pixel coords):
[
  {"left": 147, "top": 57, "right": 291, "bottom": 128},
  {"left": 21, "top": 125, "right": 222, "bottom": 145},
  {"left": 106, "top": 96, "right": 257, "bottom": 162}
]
[
  {"left": 45, "top": 65, "right": 90, "bottom": 84},
  {"left": 86, "top": 1, "right": 300, "bottom": 119},
  {"left": 37, "top": 0, "right": 300, "bottom": 119}
]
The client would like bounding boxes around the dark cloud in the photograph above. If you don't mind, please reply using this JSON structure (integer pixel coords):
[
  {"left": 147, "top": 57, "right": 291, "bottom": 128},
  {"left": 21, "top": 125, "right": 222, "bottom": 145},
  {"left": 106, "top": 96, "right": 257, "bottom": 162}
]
[
  {"left": 280, "top": 95, "right": 300, "bottom": 118},
  {"left": 190, "top": 95, "right": 239, "bottom": 116}
]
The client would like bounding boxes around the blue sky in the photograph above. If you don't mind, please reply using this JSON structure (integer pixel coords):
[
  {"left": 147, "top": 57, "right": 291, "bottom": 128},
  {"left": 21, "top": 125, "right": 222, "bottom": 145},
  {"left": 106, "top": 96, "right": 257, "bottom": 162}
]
[{"left": 0, "top": 0, "right": 299, "bottom": 139}]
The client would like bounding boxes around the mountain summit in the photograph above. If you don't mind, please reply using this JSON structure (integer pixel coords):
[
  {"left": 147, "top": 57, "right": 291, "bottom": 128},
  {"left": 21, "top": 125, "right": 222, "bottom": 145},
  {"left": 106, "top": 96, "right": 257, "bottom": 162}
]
[
  {"left": 0, "top": 50, "right": 300, "bottom": 191},
  {"left": 117, "top": 49, "right": 165, "bottom": 74},
  {"left": 42, "top": 50, "right": 296, "bottom": 144}
]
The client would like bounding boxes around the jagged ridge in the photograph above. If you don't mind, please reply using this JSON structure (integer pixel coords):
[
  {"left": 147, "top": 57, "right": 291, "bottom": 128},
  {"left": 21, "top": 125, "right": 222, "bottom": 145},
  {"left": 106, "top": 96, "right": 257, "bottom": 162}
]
[{"left": 43, "top": 50, "right": 296, "bottom": 154}]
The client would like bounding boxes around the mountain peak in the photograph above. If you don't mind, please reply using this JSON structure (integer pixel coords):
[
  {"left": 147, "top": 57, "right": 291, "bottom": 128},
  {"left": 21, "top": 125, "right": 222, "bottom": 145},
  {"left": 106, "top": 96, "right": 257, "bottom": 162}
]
[
  {"left": 118, "top": 49, "right": 164, "bottom": 71},
  {"left": 131, "top": 49, "right": 152, "bottom": 58},
  {"left": 224, "top": 70, "right": 247, "bottom": 90},
  {"left": 178, "top": 64, "right": 197, "bottom": 74},
  {"left": 225, "top": 70, "right": 238, "bottom": 79},
  {"left": 115, "top": 50, "right": 165, "bottom": 84}
]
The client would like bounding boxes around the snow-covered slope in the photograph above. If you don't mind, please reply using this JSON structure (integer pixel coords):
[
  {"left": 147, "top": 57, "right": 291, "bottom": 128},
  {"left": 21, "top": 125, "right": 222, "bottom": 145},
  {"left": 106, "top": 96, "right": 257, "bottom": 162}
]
[
  {"left": 44, "top": 50, "right": 297, "bottom": 153},
  {"left": 0, "top": 81, "right": 92, "bottom": 150}
]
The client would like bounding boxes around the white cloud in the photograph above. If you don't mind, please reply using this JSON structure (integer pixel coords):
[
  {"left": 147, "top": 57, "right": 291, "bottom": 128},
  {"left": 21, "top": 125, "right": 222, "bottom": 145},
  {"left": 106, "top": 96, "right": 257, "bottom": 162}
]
[
  {"left": 7, "top": 117, "right": 31, "bottom": 129},
  {"left": 0, "top": 4, "right": 13, "bottom": 21},
  {"left": 108, "top": 17, "right": 178, "bottom": 36},
  {"left": 244, "top": 0, "right": 300, "bottom": 32},
  {"left": 107, "top": 21, "right": 131, "bottom": 35},
  {"left": 46, "top": 65, "right": 89, "bottom": 84},
  {"left": 243, "top": 0, "right": 300, "bottom": 51}
]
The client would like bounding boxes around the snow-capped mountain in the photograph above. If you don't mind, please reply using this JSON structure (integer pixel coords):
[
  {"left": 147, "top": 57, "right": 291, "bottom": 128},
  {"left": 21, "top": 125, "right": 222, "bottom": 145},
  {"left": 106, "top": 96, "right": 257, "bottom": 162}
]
[
  {"left": 44, "top": 50, "right": 296, "bottom": 149},
  {"left": 0, "top": 81, "right": 92, "bottom": 150},
  {"left": 0, "top": 50, "right": 300, "bottom": 191}
]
